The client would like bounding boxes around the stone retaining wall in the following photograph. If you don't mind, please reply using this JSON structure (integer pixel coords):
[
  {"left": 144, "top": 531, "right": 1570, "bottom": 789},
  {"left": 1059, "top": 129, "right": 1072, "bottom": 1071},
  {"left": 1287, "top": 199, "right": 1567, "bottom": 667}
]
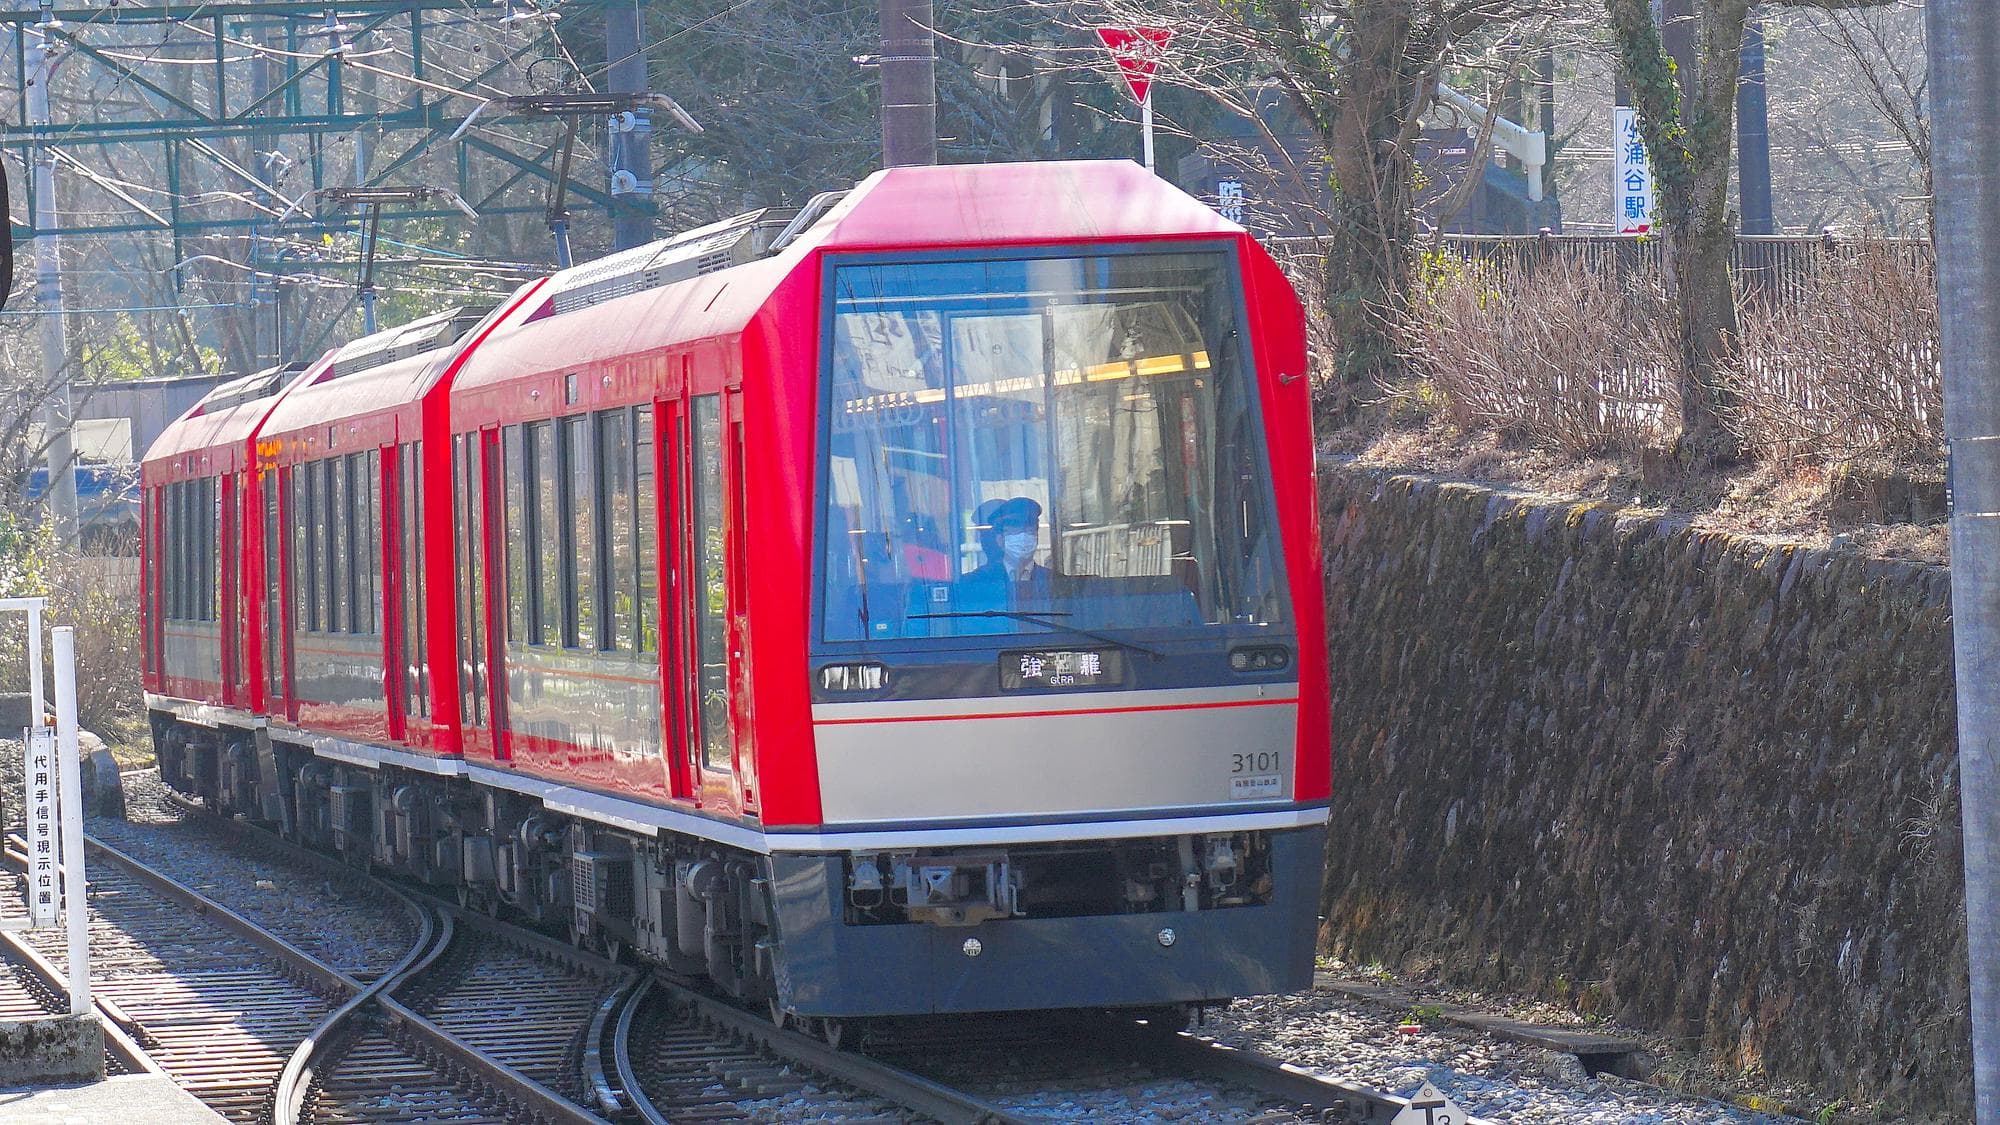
[{"left": 1316, "top": 465, "right": 1968, "bottom": 1119}]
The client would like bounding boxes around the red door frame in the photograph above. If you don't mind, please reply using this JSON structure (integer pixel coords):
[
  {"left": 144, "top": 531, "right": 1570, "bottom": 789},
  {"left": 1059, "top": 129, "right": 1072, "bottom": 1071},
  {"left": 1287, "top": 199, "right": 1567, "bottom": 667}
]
[
  {"left": 477, "top": 426, "right": 509, "bottom": 755},
  {"left": 655, "top": 393, "right": 687, "bottom": 801},
  {"left": 722, "top": 385, "right": 755, "bottom": 814},
  {"left": 381, "top": 444, "right": 406, "bottom": 741}
]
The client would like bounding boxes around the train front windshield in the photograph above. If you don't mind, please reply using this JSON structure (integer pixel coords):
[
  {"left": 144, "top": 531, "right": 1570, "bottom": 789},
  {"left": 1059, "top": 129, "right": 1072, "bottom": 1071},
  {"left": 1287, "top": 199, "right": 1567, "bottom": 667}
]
[{"left": 818, "top": 249, "right": 1289, "bottom": 646}]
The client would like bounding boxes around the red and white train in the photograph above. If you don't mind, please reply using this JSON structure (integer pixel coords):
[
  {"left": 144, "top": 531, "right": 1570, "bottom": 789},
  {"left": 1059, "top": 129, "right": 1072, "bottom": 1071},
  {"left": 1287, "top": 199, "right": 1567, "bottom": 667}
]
[{"left": 141, "top": 160, "right": 1328, "bottom": 1027}]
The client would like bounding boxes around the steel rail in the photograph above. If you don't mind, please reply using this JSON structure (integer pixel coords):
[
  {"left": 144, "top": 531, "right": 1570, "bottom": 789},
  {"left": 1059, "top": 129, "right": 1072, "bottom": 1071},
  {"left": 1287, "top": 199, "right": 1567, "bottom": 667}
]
[
  {"left": 369, "top": 908, "right": 615, "bottom": 1125},
  {"left": 151, "top": 805, "right": 613, "bottom": 1125},
  {"left": 269, "top": 881, "right": 435, "bottom": 1125},
  {"left": 651, "top": 977, "right": 1037, "bottom": 1125},
  {"left": 1120, "top": 1023, "right": 1499, "bottom": 1125},
  {"left": 0, "top": 842, "right": 159, "bottom": 1077}
]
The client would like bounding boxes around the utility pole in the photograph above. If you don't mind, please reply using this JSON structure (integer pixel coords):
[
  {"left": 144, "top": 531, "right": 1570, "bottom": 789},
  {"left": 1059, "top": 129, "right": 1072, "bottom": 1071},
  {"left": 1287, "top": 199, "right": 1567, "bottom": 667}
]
[
  {"left": 1931, "top": 0, "right": 2000, "bottom": 1120},
  {"left": 879, "top": 0, "right": 936, "bottom": 168},
  {"left": 604, "top": 0, "right": 654, "bottom": 250},
  {"left": 26, "top": 20, "right": 75, "bottom": 545},
  {"left": 1736, "top": 16, "right": 1775, "bottom": 236}
]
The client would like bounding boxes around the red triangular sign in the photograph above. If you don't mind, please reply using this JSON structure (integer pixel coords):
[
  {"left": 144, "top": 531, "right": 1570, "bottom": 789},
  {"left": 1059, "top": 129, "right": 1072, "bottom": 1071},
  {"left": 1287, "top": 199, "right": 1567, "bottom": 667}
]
[{"left": 1095, "top": 27, "right": 1173, "bottom": 105}]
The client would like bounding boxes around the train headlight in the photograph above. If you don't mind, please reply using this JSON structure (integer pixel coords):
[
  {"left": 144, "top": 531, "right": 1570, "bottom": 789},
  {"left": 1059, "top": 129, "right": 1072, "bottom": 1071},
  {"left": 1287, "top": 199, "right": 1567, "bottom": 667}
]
[
  {"left": 1228, "top": 646, "right": 1291, "bottom": 672},
  {"left": 819, "top": 663, "right": 888, "bottom": 693}
]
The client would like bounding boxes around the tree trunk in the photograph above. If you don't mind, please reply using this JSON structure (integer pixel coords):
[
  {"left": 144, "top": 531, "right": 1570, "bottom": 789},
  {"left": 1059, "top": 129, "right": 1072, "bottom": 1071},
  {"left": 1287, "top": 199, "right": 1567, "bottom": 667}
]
[
  {"left": 1607, "top": 0, "right": 1750, "bottom": 465},
  {"left": 1664, "top": 208, "right": 1742, "bottom": 462},
  {"left": 1316, "top": 0, "right": 1423, "bottom": 420}
]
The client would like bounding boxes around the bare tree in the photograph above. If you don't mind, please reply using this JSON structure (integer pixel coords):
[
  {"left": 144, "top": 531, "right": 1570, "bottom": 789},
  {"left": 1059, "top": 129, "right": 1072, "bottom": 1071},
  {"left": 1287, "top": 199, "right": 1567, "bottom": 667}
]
[
  {"left": 1797, "top": 1, "right": 1928, "bottom": 227},
  {"left": 1604, "top": 0, "right": 1901, "bottom": 467},
  {"left": 1015, "top": 0, "right": 1591, "bottom": 421}
]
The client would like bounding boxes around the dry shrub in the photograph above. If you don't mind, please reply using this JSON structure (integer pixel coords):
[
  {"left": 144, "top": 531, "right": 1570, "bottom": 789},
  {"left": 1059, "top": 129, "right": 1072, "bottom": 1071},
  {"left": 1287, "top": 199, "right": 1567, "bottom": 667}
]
[
  {"left": 1732, "top": 243, "right": 1940, "bottom": 470},
  {"left": 1403, "top": 253, "right": 1678, "bottom": 457},
  {"left": 1267, "top": 239, "right": 1343, "bottom": 388},
  {"left": 0, "top": 520, "right": 143, "bottom": 741}
]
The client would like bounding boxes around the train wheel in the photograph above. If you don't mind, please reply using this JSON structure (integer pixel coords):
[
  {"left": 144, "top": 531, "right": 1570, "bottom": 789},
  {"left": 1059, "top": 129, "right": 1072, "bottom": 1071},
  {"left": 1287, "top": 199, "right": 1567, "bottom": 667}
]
[{"left": 817, "top": 1018, "right": 846, "bottom": 1051}]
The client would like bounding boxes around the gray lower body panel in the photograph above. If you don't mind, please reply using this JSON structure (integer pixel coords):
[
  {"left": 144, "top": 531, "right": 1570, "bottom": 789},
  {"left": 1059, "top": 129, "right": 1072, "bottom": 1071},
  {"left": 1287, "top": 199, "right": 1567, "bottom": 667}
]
[{"left": 766, "top": 825, "right": 1325, "bottom": 1017}]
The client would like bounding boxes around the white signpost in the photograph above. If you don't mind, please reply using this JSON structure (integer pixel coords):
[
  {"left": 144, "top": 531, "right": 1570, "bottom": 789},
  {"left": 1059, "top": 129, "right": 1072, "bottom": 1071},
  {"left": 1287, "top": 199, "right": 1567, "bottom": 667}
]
[
  {"left": 1613, "top": 106, "right": 1656, "bottom": 235},
  {"left": 1, "top": 599, "right": 92, "bottom": 1016},
  {"left": 25, "top": 728, "right": 58, "bottom": 927}
]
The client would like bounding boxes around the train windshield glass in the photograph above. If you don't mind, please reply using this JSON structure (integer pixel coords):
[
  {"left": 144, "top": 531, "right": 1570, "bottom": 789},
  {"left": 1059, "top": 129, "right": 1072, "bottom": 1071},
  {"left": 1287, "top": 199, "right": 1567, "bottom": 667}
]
[{"left": 819, "top": 250, "right": 1287, "bottom": 644}]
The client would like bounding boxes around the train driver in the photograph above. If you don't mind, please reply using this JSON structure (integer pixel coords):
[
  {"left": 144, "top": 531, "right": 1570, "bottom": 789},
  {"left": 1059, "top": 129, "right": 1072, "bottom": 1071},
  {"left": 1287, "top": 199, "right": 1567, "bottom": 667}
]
[{"left": 959, "top": 496, "right": 1053, "bottom": 604}]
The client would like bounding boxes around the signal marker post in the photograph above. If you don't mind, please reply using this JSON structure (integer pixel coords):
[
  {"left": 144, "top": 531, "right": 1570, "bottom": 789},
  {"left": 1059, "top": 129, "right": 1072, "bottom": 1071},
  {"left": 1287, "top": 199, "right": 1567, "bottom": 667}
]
[
  {"left": 1095, "top": 28, "right": 1173, "bottom": 173},
  {"left": 0, "top": 602, "right": 91, "bottom": 1020}
]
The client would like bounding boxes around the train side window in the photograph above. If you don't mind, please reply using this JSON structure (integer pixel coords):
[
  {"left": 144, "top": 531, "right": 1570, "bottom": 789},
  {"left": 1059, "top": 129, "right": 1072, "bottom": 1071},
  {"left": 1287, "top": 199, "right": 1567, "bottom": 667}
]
[
  {"left": 161, "top": 484, "right": 176, "bottom": 620},
  {"left": 468, "top": 434, "right": 488, "bottom": 720},
  {"left": 366, "top": 451, "right": 382, "bottom": 634},
  {"left": 461, "top": 435, "right": 488, "bottom": 725},
  {"left": 179, "top": 481, "right": 192, "bottom": 622},
  {"left": 400, "top": 444, "right": 427, "bottom": 717},
  {"left": 169, "top": 482, "right": 180, "bottom": 620},
  {"left": 350, "top": 452, "right": 376, "bottom": 635},
  {"left": 563, "top": 414, "right": 596, "bottom": 650},
  {"left": 328, "top": 456, "right": 349, "bottom": 634},
  {"left": 531, "top": 420, "right": 560, "bottom": 647},
  {"left": 204, "top": 477, "right": 220, "bottom": 623},
  {"left": 595, "top": 409, "right": 632, "bottom": 652},
  {"left": 502, "top": 426, "right": 528, "bottom": 644},
  {"left": 634, "top": 405, "right": 658, "bottom": 656},
  {"left": 294, "top": 468, "right": 315, "bottom": 633},
  {"left": 692, "top": 395, "right": 733, "bottom": 771},
  {"left": 162, "top": 484, "right": 174, "bottom": 621}
]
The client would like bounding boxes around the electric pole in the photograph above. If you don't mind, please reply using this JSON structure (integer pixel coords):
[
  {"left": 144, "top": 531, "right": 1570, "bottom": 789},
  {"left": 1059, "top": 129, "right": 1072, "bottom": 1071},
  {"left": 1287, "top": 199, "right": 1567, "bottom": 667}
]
[
  {"left": 1736, "top": 16, "right": 1774, "bottom": 236},
  {"left": 879, "top": 0, "right": 935, "bottom": 168},
  {"left": 605, "top": 0, "right": 654, "bottom": 250},
  {"left": 26, "top": 21, "right": 76, "bottom": 546},
  {"left": 1930, "top": 0, "right": 2000, "bottom": 1119}
]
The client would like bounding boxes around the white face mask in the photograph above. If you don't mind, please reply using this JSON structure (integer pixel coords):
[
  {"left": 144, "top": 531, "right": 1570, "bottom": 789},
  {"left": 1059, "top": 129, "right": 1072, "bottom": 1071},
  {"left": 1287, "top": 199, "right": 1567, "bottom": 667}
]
[{"left": 1002, "top": 531, "right": 1036, "bottom": 564}]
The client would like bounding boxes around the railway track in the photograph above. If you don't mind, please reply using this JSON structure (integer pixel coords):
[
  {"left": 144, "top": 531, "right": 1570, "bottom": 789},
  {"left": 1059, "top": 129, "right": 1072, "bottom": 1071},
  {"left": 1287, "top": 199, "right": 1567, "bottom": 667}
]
[
  {"left": 86, "top": 798, "right": 1486, "bottom": 1124},
  {"left": 4, "top": 835, "right": 353, "bottom": 1122},
  {"left": 863, "top": 1009, "right": 1500, "bottom": 1124},
  {"left": 102, "top": 805, "right": 1034, "bottom": 1124}
]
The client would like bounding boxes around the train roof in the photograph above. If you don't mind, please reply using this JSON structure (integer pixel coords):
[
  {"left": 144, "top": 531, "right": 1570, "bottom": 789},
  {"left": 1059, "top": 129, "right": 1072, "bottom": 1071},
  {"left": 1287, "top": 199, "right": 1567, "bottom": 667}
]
[
  {"left": 256, "top": 345, "right": 454, "bottom": 458},
  {"left": 453, "top": 161, "right": 1244, "bottom": 405},
  {"left": 144, "top": 161, "right": 1240, "bottom": 476},
  {"left": 793, "top": 159, "right": 1243, "bottom": 252},
  {"left": 140, "top": 362, "right": 312, "bottom": 482}
]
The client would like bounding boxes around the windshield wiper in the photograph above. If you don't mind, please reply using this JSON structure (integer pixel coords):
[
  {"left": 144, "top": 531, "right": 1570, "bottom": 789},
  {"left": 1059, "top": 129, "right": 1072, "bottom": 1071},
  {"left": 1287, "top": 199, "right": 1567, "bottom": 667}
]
[{"left": 910, "top": 609, "right": 1166, "bottom": 660}]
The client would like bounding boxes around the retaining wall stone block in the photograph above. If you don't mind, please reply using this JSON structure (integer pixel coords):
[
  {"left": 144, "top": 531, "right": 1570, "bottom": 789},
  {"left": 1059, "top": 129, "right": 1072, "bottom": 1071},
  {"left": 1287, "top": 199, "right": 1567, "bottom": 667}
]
[{"left": 1317, "top": 464, "right": 1967, "bottom": 1119}]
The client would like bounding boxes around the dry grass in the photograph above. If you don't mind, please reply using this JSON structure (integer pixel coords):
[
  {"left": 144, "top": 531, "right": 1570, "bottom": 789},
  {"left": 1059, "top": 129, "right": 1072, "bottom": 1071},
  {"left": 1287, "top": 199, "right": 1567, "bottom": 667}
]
[
  {"left": 1401, "top": 254, "right": 1678, "bottom": 458},
  {"left": 1731, "top": 243, "right": 1941, "bottom": 470},
  {"left": 1339, "top": 239, "right": 1949, "bottom": 565},
  {"left": 1329, "top": 419, "right": 1949, "bottom": 565}
]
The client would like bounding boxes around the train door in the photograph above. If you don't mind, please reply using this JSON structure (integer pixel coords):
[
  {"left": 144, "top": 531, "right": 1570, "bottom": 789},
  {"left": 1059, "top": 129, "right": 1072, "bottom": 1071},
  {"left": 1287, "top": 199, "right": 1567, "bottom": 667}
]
[
  {"left": 661, "top": 393, "right": 695, "bottom": 800},
  {"left": 145, "top": 486, "right": 164, "bottom": 688},
  {"left": 478, "top": 427, "right": 509, "bottom": 749},
  {"left": 260, "top": 469, "right": 283, "bottom": 715},
  {"left": 453, "top": 432, "right": 495, "bottom": 758},
  {"left": 724, "top": 387, "right": 755, "bottom": 813},
  {"left": 676, "top": 391, "right": 739, "bottom": 811},
  {"left": 389, "top": 442, "right": 429, "bottom": 745},
  {"left": 220, "top": 472, "right": 241, "bottom": 705},
  {"left": 382, "top": 447, "right": 406, "bottom": 741}
]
